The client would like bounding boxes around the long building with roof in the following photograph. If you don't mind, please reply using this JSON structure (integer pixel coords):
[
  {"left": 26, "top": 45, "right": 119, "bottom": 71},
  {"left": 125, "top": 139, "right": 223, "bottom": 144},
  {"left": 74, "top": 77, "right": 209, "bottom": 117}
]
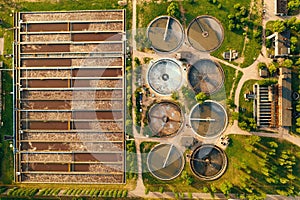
[{"left": 13, "top": 10, "right": 126, "bottom": 184}]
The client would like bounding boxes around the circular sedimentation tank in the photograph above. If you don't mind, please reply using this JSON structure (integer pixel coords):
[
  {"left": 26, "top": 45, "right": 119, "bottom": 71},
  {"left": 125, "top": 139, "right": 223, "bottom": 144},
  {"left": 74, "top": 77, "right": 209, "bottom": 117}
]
[
  {"left": 147, "top": 58, "right": 183, "bottom": 95},
  {"left": 188, "top": 59, "right": 224, "bottom": 95},
  {"left": 189, "top": 100, "right": 227, "bottom": 138},
  {"left": 190, "top": 144, "right": 227, "bottom": 180},
  {"left": 147, "top": 16, "right": 184, "bottom": 53},
  {"left": 147, "top": 144, "right": 185, "bottom": 180},
  {"left": 148, "top": 102, "right": 183, "bottom": 137},
  {"left": 187, "top": 15, "right": 224, "bottom": 52}
]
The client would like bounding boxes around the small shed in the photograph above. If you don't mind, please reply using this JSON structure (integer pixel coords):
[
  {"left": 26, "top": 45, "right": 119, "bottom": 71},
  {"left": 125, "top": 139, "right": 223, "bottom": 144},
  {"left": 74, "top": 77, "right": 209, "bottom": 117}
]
[{"left": 222, "top": 50, "right": 238, "bottom": 61}]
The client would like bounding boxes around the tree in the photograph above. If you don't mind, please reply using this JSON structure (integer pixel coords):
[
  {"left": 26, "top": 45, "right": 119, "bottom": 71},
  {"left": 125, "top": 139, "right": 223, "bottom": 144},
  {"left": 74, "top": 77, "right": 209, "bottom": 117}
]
[
  {"left": 158, "top": 186, "right": 164, "bottom": 194},
  {"left": 290, "top": 36, "right": 298, "bottom": 53},
  {"left": 171, "top": 91, "right": 179, "bottom": 100},
  {"left": 268, "top": 62, "right": 277, "bottom": 75},
  {"left": 295, "top": 58, "right": 300, "bottom": 66},
  {"left": 220, "top": 181, "right": 233, "bottom": 197},
  {"left": 268, "top": 141, "right": 278, "bottom": 148},
  {"left": 286, "top": 16, "right": 297, "bottom": 28},
  {"left": 233, "top": 3, "right": 241, "bottom": 9},
  {"left": 181, "top": 171, "right": 194, "bottom": 185},
  {"left": 227, "top": 14, "right": 235, "bottom": 19},
  {"left": 210, "top": 185, "right": 217, "bottom": 198},
  {"left": 226, "top": 98, "right": 236, "bottom": 109},
  {"left": 144, "top": 187, "right": 149, "bottom": 195},
  {"left": 239, "top": 121, "right": 248, "bottom": 130},
  {"left": 203, "top": 186, "right": 209, "bottom": 193},
  {"left": 247, "top": 135, "right": 261, "bottom": 145},
  {"left": 288, "top": 0, "right": 300, "bottom": 12},
  {"left": 228, "top": 23, "right": 235, "bottom": 31},
  {"left": 167, "top": 2, "right": 180, "bottom": 19},
  {"left": 282, "top": 59, "right": 293, "bottom": 68},
  {"left": 272, "top": 20, "right": 286, "bottom": 33},
  {"left": 195, "top": 92, "right": 209, "bottom": 104},
  {"left": 257, "top": 62, "right": 267, "bottom": 69},
  {"left": 232, "top": 112, "right": 239, "bottom": 120}
]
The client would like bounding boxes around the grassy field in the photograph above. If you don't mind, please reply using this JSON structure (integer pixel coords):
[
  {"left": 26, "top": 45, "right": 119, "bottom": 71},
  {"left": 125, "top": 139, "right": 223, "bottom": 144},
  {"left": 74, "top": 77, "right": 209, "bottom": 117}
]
[
  {"left": 239, "top": 79, "right": 258, "bottom": 118},
  {"left": 141, "top": 135, "right": 300, "bottom": 197},
  {"left": 231, "top": 71, "right": 243, "bottom": 100},
  {"left": 226, "top": 135, "right": 300, "bottom": 195},
  {"left": 136, "top": 1, "right": 169, "bottom": 28},
  {"left": 221, "top": 64, "right": 236, "bottom": 99},
  {"left": 240, "top": 29, "right": 262, "bottom": 68},
  {"left": 0, "top": 70, "right": 14, "bottom": 184}
]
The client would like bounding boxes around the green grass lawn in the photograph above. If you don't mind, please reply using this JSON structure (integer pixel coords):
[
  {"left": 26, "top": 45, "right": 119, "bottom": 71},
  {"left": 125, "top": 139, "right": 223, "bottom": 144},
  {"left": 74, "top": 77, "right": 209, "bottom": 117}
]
[
  {"left": 141, "top": 135, "right": 300, "bottom": 197},
  {"left": 226, "top": 135, "right": 300, "bottom": 196},
  {"left": 231, "top": 71, "right": 243, "bottom": 100},
  {"left": 221, "top": 64, "right": 236, "bottom": 98},
  {"left": 239, "top": 79, "right": 258, "bottom": 118},
  {"left": 240, "top": 30, "right": 262, "bottom": 68},
  {"left": 136, "top": 1, "right": 169, "bottom": 28}
]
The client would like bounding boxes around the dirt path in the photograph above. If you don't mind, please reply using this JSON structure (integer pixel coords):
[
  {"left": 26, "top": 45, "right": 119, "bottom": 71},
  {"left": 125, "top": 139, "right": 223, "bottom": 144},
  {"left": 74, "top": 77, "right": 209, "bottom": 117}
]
[{"left": 229, "top": 70, "right": 240, "bottom": 99}]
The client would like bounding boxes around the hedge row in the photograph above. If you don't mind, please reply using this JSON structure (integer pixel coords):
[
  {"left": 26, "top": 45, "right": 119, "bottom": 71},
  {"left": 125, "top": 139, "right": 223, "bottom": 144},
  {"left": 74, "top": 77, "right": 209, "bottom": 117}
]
[
  {"left": 7, "top": 188, "right": 38, "bottom": 197},
  {"left": 63, "top": 189, "right": 128, "bottom": 198}
]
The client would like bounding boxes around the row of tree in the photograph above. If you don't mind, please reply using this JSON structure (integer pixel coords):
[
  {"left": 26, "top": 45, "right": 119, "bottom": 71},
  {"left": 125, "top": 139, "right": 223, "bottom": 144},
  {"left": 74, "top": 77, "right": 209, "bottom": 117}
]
[{"left": 295, "top": 67, "right": 300, "bottom": 135}]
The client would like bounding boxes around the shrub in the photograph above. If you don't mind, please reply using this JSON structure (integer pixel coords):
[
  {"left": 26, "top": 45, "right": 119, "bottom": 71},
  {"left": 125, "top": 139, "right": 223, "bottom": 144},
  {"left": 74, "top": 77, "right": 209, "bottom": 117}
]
[
  {"left": 195, "top": 92, "right": 209, "bottom": 104},
  {"left": 117, "top": 190, "right": 123, "bottom": 197},
  {"left": 112, "top": 190, "right": 118, "bottom": 198},
  {"left": 171, "top": 91, "right": 179, "bottom": 100},
  {"left": 122, "top": 190, "right": 128, "bottom": 197},
  {"left": 257, "top": 62, "right": 267, "bottom": 69},
  {"left": 38, "top": 189, "right": 46, "bottom": 196},
  {"left": 159, "top": 186, "right": 164, "bottom": 193},
  {"left": 89, "top": 189, "right": 95, "bottom": 196},
  {"left": 0, "top": 187, "right": 7, "bottom": 194},
  {"left": 145, "top": 187, "right": 149, "bottom": 195},
  {"left": 272, "top": 20, "right": 286, "bottom": 33},
  {"left": 188, "top": 192, "right": 193, "bottom": 199},
  {"left": 282, "top": 59, "right": 293, "bottom": 68},
  {"left": 167, "top": 2, "right": 180, "bottom": 19},
  {"left": 103, "top": 190, "right": 109, "bottom": 197}
]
